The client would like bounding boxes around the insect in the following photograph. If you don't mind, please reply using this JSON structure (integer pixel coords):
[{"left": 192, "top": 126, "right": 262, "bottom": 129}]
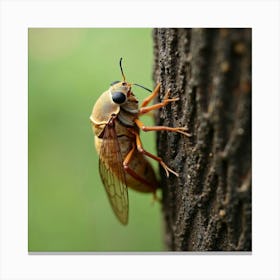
[{"left": 90, "top": 58, "right": 189, "bottom": 225}]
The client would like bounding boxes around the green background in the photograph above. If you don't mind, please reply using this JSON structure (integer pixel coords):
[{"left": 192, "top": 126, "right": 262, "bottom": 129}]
[{"left": 28, "top": 28, "right": 164, "bottom": 251}]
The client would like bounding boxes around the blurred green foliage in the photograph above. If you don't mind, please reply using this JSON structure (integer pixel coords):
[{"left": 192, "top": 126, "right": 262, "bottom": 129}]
[{"left": 28, "top": 28, "right": 164, "bottom": 252}]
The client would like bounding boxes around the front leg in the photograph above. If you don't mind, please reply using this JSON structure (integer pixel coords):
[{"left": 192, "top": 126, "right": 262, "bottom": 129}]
[
  {"left": 139, "top": 86, "right": 179, "bottom": 115},
  {"left": 140, "top": 83, "right": 161, "bottom": 108}
]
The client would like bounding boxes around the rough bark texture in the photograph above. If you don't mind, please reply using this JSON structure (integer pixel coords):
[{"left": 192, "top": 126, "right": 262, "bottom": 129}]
[{"left": 153, "top": 28, "right": 251, "bottom": 251}]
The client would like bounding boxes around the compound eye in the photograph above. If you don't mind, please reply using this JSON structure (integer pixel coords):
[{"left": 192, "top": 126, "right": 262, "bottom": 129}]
[
  {"left": 110, "top": 80, "right": 120, "bottom": 86},
  {"left": 112, "top": 92, "right": 126, "bottom": 104}
]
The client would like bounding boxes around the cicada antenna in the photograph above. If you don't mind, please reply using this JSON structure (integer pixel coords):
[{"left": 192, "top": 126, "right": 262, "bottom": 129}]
[
  {"left": 133, "top": 83, "right": 152, "bottom": 93},
  {"left": 119, "top": 58, "right": 152, "bottom": 92},
  {"left": 119, "top": 57, "right": 126, "bottom": 81}
]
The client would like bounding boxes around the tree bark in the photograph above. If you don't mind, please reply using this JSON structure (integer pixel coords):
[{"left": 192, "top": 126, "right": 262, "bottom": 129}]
[{"left": 153, "top": 28, "right": 251, "bottom": 251}]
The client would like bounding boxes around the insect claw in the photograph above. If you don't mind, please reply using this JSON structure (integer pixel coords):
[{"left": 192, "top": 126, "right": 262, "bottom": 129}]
[
  {"left": 169, "top": 169, "right": 179, "bottom": 177},
  {"left": 163, "top": 89, "right": 171, "bottom": 100},
  {"left": 161, "top": 161, "right": 179, "bottom": 177},
  {"left": 163, "top": 90, "right": 179, "bottom": 104},
  {"left": 165, "top": 97, "right": 179, "bottom": 103},
  {"left": 175, "top": 127, "right": 192, "bottom": 137},
  {"left": 165, "top": 168, "right": 170, "bottom": 177}
]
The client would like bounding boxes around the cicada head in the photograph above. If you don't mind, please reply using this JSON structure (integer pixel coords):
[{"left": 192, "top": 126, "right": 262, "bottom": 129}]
[
  {"left": 90, "top": 58, "right": 148, "bottom": 131},
  {"left": 91, "top": 81, "right": 135, "bottom": 122}
]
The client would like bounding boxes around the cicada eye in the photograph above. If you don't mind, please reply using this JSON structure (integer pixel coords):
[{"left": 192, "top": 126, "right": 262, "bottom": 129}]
[
  {"left": 110, "top": 80, "right": 120, "bottom": 86},
  {"left": 112, "top": 92, "right": 126, "bottom": 104}
]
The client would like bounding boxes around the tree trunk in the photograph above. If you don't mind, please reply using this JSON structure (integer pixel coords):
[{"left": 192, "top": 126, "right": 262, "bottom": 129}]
[{"left": 153, "top": 28, "right": 251, "bottom": 251}]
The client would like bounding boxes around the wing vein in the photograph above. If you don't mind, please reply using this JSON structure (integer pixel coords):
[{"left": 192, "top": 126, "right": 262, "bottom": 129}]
[{"left": 99, "top": 118, "right": 129, "bottom": 225}]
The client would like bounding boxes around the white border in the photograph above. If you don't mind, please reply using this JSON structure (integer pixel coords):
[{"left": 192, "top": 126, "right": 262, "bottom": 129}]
[{"left": 1, "top": 0, "right": 279, "bottom": 280}]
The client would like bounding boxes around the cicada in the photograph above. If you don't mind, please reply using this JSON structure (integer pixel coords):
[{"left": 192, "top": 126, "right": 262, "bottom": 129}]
[{"left": 90, "top": 58, "right": 189, "bottom": 225}]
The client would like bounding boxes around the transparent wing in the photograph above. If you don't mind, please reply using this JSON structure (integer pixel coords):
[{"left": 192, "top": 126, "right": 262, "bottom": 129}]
[{"left": 99, "top": 118, "right": 129, "bottom": 225}]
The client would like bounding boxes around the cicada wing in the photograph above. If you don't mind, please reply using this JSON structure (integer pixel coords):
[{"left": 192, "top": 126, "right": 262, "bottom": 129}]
[{"left": 99, "top": 119, "right": 129, "bottom": 225}]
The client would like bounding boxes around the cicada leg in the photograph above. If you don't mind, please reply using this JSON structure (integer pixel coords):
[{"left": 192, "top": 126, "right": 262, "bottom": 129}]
[
  {"left": 123, "top": 143, "right": 156, "bottom": 190},
  {"left": 130, "top": 130, "right": 179, "bottom": 178},
  {"left": 140, "top": 83, "right": 161, "bottom": 108},
  {"left": 135, "top": 118, "right": 191, "bottom": 137},
  {"left": 139, "top": 84, "right": 180, "bottom": 115}
]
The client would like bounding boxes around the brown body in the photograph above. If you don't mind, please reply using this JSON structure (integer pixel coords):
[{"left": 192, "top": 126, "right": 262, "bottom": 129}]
[
  {"left": 93, "top": 119, "right": 158, "bottom": 192},
  {"left": 90, "top": 60, "right": 189, "bottom": 224}
]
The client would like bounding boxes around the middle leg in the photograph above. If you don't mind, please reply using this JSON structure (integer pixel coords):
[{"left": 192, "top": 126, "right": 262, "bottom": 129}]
[{"left": 135, "top": 118, "right": 191, "bottom": 137}]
